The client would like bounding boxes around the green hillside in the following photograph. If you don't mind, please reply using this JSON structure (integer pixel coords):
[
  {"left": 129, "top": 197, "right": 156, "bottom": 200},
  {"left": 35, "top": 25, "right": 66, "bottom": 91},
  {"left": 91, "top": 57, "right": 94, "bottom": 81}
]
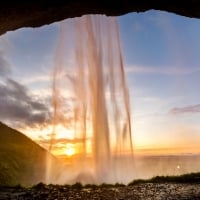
[{"left": 0, "top": 122, "right": 61, "bottom": 186}]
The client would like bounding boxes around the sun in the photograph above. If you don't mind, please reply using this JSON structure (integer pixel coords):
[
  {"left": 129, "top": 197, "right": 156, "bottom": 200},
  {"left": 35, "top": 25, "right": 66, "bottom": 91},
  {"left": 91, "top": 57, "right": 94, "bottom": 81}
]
[{"left": 64, "top": 144, "right": 75, "bottom": 157}]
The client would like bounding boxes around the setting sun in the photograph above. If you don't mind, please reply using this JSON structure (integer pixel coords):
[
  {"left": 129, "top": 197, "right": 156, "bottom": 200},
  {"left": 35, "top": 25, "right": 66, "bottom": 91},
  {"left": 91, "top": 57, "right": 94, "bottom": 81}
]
[{"left": 64, "top": 144, "right": 75, "bottom": 157}]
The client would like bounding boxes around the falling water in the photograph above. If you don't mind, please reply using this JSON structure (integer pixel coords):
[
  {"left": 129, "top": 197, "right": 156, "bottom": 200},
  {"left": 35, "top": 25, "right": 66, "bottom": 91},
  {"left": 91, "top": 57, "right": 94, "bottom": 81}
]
[{"left": 49, "top": 15, "right": 134, "bottom": 184}]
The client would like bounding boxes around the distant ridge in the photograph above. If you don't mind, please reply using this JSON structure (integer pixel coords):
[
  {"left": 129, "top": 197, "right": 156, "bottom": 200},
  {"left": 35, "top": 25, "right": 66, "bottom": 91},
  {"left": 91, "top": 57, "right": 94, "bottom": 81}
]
[{"left": 0, "top": 121, "right": 61, "bottom": 186}]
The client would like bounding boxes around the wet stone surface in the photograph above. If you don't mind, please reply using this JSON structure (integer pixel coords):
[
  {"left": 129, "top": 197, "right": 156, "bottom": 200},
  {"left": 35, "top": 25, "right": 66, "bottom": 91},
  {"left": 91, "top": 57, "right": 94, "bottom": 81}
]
[{"left": 0, "top": 183, "right": 200, "bottom": 200}]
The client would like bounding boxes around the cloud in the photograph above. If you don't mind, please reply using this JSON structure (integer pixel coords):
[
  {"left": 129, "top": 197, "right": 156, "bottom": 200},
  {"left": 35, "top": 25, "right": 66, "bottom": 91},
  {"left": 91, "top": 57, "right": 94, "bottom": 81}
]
[
  {"left": 20, "top": 74, "right": 51, "bottom": 85},
  {"left": 37, "top": 137, "right": 90, "bottom": 152},
  {"left": 125, "top": 65, "right": 200, "bottom": 75},
  {"left": 169, "top": 104, "right": 200, "bottom": 115},
  {"left": 38, "top": 137, "right": 88, "bottom": 145},
  {"left": 0, "top": 78, "right": 50, "bottom": 127},
  {"left": 0, "top": 50, "right": 11, "bottom": 77}
]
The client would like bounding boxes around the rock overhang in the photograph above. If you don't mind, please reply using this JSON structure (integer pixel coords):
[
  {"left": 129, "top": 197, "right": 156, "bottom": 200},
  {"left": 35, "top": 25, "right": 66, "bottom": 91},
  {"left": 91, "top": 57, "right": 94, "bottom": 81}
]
[{"left": 0, "top": 0, "right": 200, "bottom": 35}]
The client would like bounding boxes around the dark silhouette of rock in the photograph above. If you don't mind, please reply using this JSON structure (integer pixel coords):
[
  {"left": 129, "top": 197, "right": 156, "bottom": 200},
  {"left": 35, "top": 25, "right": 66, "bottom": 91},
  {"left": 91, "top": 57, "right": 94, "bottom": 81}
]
[{"left": 0, "top": 1, "right": 200, "bottom": 36}]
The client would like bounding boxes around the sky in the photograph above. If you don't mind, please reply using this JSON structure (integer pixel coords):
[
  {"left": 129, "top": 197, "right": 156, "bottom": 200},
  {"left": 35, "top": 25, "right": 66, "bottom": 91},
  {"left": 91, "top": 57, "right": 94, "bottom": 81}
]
[{"left": 0, "top": 10, "right": 200, "bottom": 155}]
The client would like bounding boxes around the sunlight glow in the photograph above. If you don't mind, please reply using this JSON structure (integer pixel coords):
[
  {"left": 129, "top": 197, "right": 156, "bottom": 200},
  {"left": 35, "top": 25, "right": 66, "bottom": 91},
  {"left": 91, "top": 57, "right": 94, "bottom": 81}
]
[{"left": 64, "top": 143, "right": 75, "bottom": 157}]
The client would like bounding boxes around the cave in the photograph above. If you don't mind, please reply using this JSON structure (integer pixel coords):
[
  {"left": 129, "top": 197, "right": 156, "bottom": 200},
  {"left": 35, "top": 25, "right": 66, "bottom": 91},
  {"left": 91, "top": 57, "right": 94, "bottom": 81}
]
[{"left": 0, "top": 0, "right": 200, "bottom": 36}]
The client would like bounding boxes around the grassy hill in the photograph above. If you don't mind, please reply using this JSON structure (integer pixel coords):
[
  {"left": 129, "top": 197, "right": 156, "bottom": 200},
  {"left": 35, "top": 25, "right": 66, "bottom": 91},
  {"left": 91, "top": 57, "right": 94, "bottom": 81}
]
[{"left": 0, "top": 122, "right": 62, "bottom": 186}]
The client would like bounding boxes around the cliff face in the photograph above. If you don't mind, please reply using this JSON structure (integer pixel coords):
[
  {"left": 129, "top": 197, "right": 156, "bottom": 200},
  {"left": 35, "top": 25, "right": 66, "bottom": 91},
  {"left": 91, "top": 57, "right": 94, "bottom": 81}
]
[{"left": 0, "top": 0, "right": 200, "bottom": 35}]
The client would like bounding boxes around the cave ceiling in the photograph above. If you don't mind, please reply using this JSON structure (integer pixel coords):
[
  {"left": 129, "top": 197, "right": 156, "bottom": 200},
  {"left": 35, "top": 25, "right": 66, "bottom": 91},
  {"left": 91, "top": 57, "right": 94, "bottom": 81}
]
[{"left": 0, "top": 1, "right": 200, "bottom": 35}]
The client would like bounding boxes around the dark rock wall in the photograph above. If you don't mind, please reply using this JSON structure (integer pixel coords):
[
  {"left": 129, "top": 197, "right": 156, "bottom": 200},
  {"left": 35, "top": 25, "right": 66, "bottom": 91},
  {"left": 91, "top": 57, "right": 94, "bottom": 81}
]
[{"left": 0, "top": 0, "right": 200, "bottom": 35}]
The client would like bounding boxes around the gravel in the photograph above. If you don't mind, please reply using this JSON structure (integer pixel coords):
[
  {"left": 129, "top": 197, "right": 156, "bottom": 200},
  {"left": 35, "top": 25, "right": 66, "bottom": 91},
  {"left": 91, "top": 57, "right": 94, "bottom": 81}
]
[{"left": 0, "top": 183, "right": 200, "bottom": 200}]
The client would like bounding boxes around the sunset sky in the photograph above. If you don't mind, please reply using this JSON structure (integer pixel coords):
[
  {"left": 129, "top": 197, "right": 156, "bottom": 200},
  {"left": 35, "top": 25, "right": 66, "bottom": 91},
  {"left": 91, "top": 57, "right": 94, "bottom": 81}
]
[{"left": 0, "top": 10, "right": 200, "bottom": 155}]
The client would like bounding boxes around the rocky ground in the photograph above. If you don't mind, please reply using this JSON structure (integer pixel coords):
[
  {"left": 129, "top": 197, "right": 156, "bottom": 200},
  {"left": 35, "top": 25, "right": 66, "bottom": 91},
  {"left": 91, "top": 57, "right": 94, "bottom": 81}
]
[{"left": 0, "top": 183, "right": 200, "bottom": 200}]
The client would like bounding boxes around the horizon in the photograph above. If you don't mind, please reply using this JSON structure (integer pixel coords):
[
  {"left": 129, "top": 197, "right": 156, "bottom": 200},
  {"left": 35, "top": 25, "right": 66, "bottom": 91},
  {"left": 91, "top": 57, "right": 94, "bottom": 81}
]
[{"left": 2, "top": 119, "right": 200, "bottom": 158}]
